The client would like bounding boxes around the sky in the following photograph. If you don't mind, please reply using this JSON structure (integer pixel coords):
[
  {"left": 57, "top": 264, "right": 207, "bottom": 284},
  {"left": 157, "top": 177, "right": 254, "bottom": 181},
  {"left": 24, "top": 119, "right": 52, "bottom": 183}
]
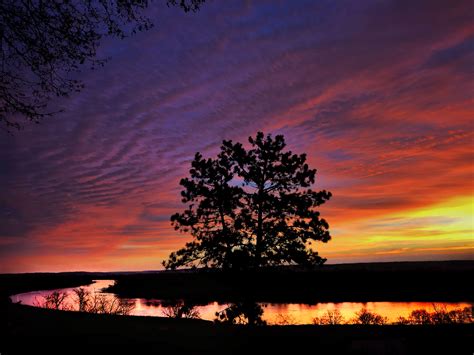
[{"left": 0, "top": 0, "right": 473, "bottom": 273}]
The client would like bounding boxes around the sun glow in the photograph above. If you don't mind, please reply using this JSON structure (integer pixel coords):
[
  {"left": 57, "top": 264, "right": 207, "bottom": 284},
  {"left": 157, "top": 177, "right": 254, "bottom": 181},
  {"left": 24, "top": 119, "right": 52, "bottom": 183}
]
[{"left": 320, "top": 195, "right": 474, "bottom": 263}]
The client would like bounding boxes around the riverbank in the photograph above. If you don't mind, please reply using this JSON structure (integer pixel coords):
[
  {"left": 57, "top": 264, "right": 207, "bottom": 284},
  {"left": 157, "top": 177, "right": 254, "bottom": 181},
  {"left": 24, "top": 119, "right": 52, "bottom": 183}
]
[
  {"left": 107, "top": 261, "right": 474, "bottom": 303},
  {"left": 2, "top": 261, "right": 473, "bottom": 355},
  {"left": 3, "top": 302, "right": 473, "bottom": 355}
]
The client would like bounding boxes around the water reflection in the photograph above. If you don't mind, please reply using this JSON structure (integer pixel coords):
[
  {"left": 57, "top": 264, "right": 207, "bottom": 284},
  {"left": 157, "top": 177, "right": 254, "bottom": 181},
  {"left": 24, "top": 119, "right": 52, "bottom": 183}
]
[
  {"left": 10, "top": 280, "right": 116, "bottom": 308},
  {"left": 10, "top": 280, "right": 473, "bottom": 325}
]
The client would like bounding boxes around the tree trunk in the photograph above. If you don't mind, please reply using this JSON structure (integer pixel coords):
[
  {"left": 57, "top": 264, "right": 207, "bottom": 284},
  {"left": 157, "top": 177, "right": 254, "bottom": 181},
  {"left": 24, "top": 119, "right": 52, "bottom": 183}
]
[
  {"left": 219, "top": 206, "right": 233, "bottom": 269},
  {"left": 255, "top": 187, "right": 263, "bottom": 268}
]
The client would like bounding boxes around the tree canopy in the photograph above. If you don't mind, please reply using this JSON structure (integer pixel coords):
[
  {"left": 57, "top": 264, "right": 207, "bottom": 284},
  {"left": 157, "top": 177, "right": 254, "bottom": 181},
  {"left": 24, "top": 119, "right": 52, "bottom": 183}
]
[
  {"left": 163, "top": 132, "right": 332, "bottom": 270},
  {"left": 0, "top": 0, "right": 205, "bottom": 132}
]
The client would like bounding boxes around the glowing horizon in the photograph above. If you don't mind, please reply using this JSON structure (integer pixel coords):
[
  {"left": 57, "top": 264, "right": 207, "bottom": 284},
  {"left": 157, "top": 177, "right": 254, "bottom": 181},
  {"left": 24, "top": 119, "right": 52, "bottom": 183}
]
[{"left": 0, "top": 0, "right": 473, "bottom": 272}]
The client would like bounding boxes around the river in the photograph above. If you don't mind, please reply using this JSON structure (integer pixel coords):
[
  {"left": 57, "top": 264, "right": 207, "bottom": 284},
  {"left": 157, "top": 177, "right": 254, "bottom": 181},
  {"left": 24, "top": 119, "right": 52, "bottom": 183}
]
[{"left": 10, "top": 279, "right": 472, "bottom": 324}]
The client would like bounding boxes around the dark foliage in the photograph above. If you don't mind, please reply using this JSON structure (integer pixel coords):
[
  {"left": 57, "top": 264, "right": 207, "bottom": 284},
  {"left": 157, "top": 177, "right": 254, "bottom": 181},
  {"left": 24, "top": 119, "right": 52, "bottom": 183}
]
[
  {"left": 167, "top": 0, "right": 205, "bottom": 12},
  {"left": 161, "top": 300, "right": 201, "bottom": 318},
  {"left": 5, "top": 301, "right": 474, "bottom": 355},
  {"left": 351, "top": 308, "right": 387, "bottom": 325},
  {"left": 397, "top": 306, "right": 473, "bottom": 325},
  {"left": 0, "top": 0, "right": 205, "bottom": 131},
  {"left": 163, "top": 132, "right": 332, "bottom": 270},
  {"left": 215, "top": 302, "right": 266, "bottom": 325}
]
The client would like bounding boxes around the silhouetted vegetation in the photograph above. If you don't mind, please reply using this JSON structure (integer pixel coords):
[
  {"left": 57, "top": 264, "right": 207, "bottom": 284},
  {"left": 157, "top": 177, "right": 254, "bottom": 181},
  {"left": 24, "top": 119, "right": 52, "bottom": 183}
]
[
  {"left": 4, "top": 301, "right": 474, "bottom": 355},
  {"left": 312, "top": 309, "right": 345, "bottom": 325},
  {"left": 74, "top": 287, "right": 90, "bottom": 312},
  {"left": 20, "top": 286, "right": 474, "bottom": 327},
  {"left": 16, "top": 284, "right": 474, "bottom": 326},
  {"left": 351, "top": 308, "right": 388, "bottom": 325},
  {"left": 164, "top": 132, "right": 332, "bottom": 270},
  {"left": 215, "top": 302, "right": 266, "bottom": 325},
  {"left": 273, "top": 313, "right": 297, "bottom": 325},
  {"left": 2, "top": 265, "right": 473, "bottom": 354},
  {"left": 0, "top": 0, "right": 205, "bottom": 131},
  {"left": 397, "top": 305, "right": 473, "bottom": 325},
  {"left": 34, "top": 287, "right": 135, "bottom": 315},
  {"left": 35, "top": 290, "right": 70, "bottom": 310},
  {"left": 161, "top": 300, "right": 201, "bottom": 319},
  {"left": 312, "top": 306, "right": 472, "bottom": 326}
]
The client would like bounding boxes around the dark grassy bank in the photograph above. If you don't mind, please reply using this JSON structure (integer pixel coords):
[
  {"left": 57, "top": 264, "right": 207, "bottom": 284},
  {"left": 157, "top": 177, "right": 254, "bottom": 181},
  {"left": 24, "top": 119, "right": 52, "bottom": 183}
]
[
  {"left": 3, "top": 302, "right": 473, "bottom": 355},
  {"left": 2, "top": 261, "right": 473, "bottom": 355},
  {"left": 107, "top": 260, "right": 474, "bottom": 303}
]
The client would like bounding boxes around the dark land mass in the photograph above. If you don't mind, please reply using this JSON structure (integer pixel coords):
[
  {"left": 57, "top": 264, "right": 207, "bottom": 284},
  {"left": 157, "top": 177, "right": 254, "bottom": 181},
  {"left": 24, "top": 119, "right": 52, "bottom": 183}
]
[
  {"left": 106, "top": 260, "right": 474, "bottom": 303},
  {"left": 1, "top": 261, "right": 473, "bottom": 355},
  {"left": 2, "top": 261, "right": 473, "bottom": 303},
  {"left": 3, "top": 302, "right": 473, "bottom": 355},
  {"left": 0, "top": 273, "right": 95, "bottom": 301}
]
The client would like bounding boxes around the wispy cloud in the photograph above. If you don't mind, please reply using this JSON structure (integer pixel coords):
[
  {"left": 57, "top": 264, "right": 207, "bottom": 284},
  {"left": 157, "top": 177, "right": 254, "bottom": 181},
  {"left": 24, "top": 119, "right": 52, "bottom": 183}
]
[{"left": 1, "top": 0, "right": 472, "bottom": 271}]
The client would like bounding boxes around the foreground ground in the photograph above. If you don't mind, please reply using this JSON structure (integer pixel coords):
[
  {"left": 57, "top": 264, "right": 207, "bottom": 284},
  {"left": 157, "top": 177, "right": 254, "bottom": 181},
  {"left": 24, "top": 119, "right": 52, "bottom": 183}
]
[
  {"left": 3, "top": 303, "right": 473, "bottom": 355},
  {"left": 1, "top": 261, "right": 473, "bottom": 354}
]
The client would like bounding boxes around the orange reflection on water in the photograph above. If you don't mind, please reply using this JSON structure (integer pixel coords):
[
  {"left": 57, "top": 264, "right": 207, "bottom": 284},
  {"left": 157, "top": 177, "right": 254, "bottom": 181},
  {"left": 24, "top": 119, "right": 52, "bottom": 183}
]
[
  {"left": 10, "top": 280, "right": 472, "bottom": 325},
  {"left": 262, "top": 302, "right": 473, "bottom": 324}
]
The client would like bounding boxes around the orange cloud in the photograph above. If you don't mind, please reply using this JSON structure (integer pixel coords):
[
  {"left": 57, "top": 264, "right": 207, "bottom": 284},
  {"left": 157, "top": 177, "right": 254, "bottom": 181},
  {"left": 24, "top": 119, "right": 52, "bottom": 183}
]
[{"left": 1, "top": 0, "right": 473, "bottom": 272}]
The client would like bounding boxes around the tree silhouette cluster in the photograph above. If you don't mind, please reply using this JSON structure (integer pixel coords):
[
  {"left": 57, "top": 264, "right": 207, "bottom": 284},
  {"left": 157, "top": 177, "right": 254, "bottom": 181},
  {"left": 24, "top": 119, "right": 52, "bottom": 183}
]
[
  {"left": 215, "top": 302, "right": 266, "bottom": 325},
  {"left": 160, "top": 300, "right": 201, "bottom": 319},
  {"left": 0, "top": 0, "right": 205, "bottom": 131},
  {"left": 397, "top": 306, "right": 473, "bottom": 325},
  {"left": 164, "top": 132, "right": 332, "bottom": 270},
  {"left": 34, "top": 288, "right": 135, "bottom": 315}
]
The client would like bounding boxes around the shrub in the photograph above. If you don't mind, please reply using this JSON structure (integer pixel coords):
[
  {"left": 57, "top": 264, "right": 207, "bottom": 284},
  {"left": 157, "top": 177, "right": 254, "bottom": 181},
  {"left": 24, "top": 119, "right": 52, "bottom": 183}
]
[
  {"left": 351, "top": 308, "right": 387, "bottom": 325},
  {"left": 313, "top": 309, "right": 345, "bottom": 325},
  {"left": 36, "top": 291, "right": 71, "bottom": 310},
  {"left": 161, "top": 301, "right": 201, "bottom": 319},
  {"left": 273, "top": 314, "right": 297, "bottom": 325},
  {"left": 35, "top": 288, "right": 135, "bottom": 315},
  {"left": 215, "top": 302, "right": 266, "bottom": 325},
  {"left": 397, "top": 305, "right": 473, "bottom": 325}
]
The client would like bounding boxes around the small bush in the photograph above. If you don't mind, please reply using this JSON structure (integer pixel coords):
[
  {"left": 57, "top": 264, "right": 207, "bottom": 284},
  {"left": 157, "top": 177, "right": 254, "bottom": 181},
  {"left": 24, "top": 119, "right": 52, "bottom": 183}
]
[
  {"left": 161, "top": 301, "right": 201, "bottom": 319},
  {"left": 351, "top": 308, "right": 387, "bottom": 325},
  {"left": 36, "top": 291, "right": 71, "bottom": 310},
  {"left": 215, "top": 302, "right": 266, "bottom": 325},
  {"left": 34, "top": 288, "right": 135, "bottom": 315},
  {"left": 273, "top": 313, "right": 297, "bottom": 325},
  {"left": 313, "top": 309, "right": 345, "bottom": 325},
  {"left": 397, "top": 305, "right": 473, "bottom": 325}
]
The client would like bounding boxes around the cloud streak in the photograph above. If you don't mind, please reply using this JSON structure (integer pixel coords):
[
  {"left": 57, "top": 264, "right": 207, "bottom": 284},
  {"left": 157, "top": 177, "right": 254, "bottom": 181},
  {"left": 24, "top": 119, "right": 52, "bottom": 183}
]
[{"left": 0, "top": 0, "right": 472, "bottom": 272}]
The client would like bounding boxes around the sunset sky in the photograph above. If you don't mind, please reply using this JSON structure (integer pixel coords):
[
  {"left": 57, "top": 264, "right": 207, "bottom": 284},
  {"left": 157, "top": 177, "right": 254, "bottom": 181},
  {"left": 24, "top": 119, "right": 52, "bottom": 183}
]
[{"left": 1, "top": 0, "right": 473, "bottom": 273}]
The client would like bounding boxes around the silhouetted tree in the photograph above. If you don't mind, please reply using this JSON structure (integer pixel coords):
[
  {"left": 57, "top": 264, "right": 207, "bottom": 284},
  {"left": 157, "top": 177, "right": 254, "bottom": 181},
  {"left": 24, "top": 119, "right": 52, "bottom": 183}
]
[
  {"left": 36, "top": 288, "right": 135, "bottom": 315},
  {"left": 0, "top": 0, "right": 205, "bottom": 131},
  {"left": 397, "top": 305, "right": 474, "bottom": 325},
  {"left": 313, "top": 309, "right": 345, "bottom": 325},
  {"left": 73, "top": 287, "right": 90, "bottom": 312},
  {"left": 273, "top": 313, "right": 297, "bottom": 325},
  {"left": 161, "top": 300, "right": 201, "bottom": 319},
  {"left": 36, "top": 291, "right": 70, "bottom": 310},
  {"left": 351, "top": 308, "right": 387, "bottom": 325},
  {"left": 163, "top": 132, "right": 332, "bottom": 270},
  {"left": 215, "top": 302, "right": 266, "bottom": 325}
]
